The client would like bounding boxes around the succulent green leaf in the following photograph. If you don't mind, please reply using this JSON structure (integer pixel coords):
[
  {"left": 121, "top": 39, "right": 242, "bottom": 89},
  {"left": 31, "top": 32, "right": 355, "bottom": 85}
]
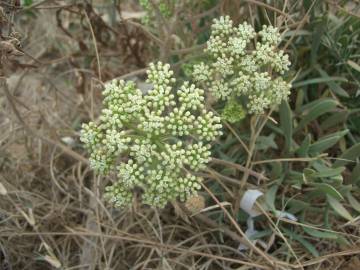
[{"left": 327, "top": 195, "right": 353, "bottom": 221}]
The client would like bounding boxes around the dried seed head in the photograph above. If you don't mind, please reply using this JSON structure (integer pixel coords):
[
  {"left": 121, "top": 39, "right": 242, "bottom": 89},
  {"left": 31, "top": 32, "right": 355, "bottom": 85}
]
[{"left": 185, "top": 195, "right": 205, "bottom": 214}]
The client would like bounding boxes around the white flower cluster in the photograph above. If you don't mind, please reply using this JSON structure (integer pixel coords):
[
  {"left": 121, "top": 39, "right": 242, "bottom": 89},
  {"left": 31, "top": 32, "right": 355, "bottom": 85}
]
[
  {"left": 192, "top": 16, "right": 291, "bottom": 114},
  {"left": 80, "top": 62, "right": 222, "bottom": 208}
]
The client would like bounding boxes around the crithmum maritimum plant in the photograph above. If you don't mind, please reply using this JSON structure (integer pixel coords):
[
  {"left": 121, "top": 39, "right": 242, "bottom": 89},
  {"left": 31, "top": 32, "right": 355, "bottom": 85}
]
[
  {"left": 80, "top": 62, "right": 222, "bottom": 208},
  {"left": 192, "top": 16, "right": 292, "bottom": 120},
  {"left": 190, "top": 16, "right": 293, "bottom": 212},
  {"left": 80, "top": 16, "right": 293, "bottom": 209}
]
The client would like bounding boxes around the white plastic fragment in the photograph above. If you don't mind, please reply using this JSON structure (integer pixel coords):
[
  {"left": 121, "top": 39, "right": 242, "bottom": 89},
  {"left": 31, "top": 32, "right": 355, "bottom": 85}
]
[
  {"left": 238, "top": 189, "right": 297, "bottom": 251},
  {"left": 239, "top": 189, "right": 264, "bottom": 251},
  {"left": 239, "top": 217, "right": 268, "bottom": 251},
  {"left": 239, "top": 218, "right": 256, "bottom": 250},
  {"left": 275, "top": 210, "right": 298, "bottom": 221},
  {"left": 239, "top": 189, "right": 264, "bottom": 217}
]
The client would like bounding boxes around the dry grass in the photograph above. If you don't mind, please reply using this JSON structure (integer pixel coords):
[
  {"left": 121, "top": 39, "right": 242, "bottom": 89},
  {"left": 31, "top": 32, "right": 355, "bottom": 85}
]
[{"left": 1, "top": 1, "right": 360, "bottom": 269}]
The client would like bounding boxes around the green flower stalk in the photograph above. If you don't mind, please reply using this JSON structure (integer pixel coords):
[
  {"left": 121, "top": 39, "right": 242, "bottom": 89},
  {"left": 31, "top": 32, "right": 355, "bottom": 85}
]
[
  {"left": 80, "top": 62, "right": 222, "bottom": 208},
  {"left": 192, "top": 16, "right": 292, "bottom": 115}
]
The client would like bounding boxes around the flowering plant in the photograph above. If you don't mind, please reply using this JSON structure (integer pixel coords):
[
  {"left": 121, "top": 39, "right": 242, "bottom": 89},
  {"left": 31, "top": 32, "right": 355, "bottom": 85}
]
[
  {"left": 80, "top": 62, "right": 222, "bottom": 208},
  {"left": 192, "top": 16, "right": 292, "bottom": 116}
]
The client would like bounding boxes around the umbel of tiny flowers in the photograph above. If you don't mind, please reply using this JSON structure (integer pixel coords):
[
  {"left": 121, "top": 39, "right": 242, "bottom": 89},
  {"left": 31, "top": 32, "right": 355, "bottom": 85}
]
[
  {"left": 80, "top": 62, "right": 222, "bottom": 208},
  {"left": 192, "top": 16, "right": 292, "bottom": 116}
]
